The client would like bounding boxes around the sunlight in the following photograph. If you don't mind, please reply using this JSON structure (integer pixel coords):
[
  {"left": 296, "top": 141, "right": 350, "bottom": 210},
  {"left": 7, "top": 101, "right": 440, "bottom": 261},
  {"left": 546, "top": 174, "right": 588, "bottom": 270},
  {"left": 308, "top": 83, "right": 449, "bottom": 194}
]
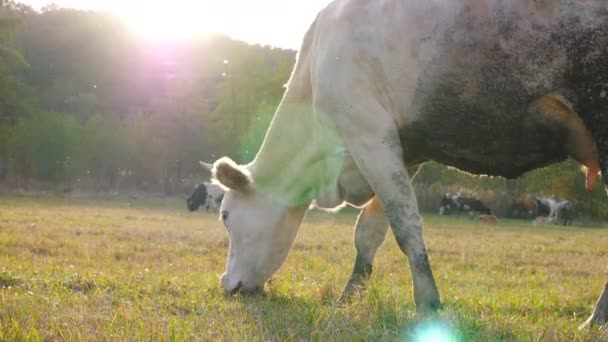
[
  {"left": 410, "top": 321, "right": 460, "bottom": 342},
  {"left": 113, "top": 0, "right": 330, "bottom": 47},
  {"left": 25, "top": 0, "right": 332, "bottom": 48},
  {"left": 119, "top": 1, "right": 221, "bottom": 41}
]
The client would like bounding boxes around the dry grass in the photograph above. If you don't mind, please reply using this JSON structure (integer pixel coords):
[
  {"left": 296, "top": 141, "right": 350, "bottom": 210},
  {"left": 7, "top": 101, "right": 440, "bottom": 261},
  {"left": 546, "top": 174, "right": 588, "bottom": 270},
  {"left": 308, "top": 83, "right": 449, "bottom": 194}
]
[{"left": 0, "top": 196, "right": 607, "bottom": 340}]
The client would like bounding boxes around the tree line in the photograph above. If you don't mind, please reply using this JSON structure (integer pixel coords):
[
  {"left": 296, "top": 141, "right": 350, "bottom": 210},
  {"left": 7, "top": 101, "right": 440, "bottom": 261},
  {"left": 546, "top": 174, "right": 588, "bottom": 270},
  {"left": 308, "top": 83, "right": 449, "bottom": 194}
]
[
  {"left": 0, "top": 2, "right": 607, "bottom": 218},
  {"left": 0, "top": 2, "right": 294, "bottom": 194}
]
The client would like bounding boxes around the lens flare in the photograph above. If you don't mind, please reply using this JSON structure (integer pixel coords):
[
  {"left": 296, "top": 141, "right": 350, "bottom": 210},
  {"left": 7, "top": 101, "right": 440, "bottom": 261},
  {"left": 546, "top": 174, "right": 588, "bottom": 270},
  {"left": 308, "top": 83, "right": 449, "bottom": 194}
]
[{"left": 410, "top": 321, "right": 460, "bottom": 342}]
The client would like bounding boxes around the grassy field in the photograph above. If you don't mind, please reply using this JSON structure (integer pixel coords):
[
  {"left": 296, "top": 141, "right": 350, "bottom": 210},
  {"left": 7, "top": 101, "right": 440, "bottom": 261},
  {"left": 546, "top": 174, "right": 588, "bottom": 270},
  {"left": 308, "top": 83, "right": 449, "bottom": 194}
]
[{"left": 0, "top": 196, "right": 607, "bottom": 341}]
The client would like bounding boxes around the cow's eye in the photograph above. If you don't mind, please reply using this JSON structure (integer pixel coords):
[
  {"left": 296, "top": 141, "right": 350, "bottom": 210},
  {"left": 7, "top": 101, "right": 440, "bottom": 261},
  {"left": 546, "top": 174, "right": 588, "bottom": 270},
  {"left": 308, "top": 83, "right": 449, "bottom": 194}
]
[{"left": 221, "top": 210, "right": 229, "bottom": 221}]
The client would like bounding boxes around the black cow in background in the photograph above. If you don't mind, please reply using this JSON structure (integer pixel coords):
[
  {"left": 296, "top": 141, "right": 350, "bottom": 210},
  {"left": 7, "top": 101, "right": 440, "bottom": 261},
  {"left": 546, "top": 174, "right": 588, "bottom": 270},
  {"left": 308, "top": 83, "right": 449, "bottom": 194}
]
[
  {"left": 438, "top": 192, "right": 461, "bottom": 215},
  {"left": 439, "top": 192, "right": 492, "bottom": 215},
  {"left": 554, "top": 200, "right": 575, "bottom": 226},
  {"left": 458, "top": 196, "right": 492, "bottom": 215},
  {"left": 187, "top": 182, "right": 225, "bottom": 212}
]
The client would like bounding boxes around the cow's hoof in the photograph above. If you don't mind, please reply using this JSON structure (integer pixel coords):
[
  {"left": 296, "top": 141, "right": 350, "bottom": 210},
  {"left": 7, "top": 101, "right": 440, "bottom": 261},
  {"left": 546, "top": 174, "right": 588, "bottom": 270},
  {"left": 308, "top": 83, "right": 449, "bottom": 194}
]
[
  {"left": 579, "top": 313, "right": 608, "bottom": 331},
  {"left": 338, "top": 282, "right": 366, "bottom": 304},
  {"left": 579, "top": 283, "right": 608, "bottom": 330},
  {"left": 337, "top": 290, "right": 358, "bottom": 304},
  {"left": 417, "top": 299, "right": 443, "bottom": 315},
  {"left": 579, "top": 317, "right": 605, "bottom": 331}
]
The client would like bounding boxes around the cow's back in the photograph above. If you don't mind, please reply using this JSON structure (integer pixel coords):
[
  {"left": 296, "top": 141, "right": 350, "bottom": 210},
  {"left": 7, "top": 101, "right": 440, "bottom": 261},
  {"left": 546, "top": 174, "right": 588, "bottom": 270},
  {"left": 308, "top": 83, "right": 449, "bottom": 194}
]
[{"left": 312, "top": 0, "right": 608, "bottom": 177}]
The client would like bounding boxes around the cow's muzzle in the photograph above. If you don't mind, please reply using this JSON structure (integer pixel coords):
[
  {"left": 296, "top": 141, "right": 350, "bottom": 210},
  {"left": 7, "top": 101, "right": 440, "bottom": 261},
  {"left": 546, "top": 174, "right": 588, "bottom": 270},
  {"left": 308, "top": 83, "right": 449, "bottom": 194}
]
[{"left": 221, "top": 273, "right": 263, "bottom": 295}]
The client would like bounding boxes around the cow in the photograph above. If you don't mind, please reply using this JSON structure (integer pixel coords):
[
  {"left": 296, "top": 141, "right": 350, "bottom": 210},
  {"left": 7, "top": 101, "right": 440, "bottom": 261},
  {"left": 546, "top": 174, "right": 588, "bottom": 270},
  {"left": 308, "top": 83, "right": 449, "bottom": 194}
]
[
  {"left": 439, "top": 192, "right": 491, "bottom": 215},
  {"left": 535, "top": 197, "right": 558, "bottom": 218},
  {"left": 186, "top": 182, "right": 225, "bottom": 213},
  {"left": 202, "top": 0, "right": 608, "bottom": 327},
  {"left": 554, "top": 200, "right": 575, "bottom": 225},
  {"left": 457, "top": 196, "right": 492, "bottom": 215},
  {"left": 510, "top": 196, "right": 537, "bottom": 218},
  {"left": 438, "top": 192, "right": 461, "bottom": 215}
]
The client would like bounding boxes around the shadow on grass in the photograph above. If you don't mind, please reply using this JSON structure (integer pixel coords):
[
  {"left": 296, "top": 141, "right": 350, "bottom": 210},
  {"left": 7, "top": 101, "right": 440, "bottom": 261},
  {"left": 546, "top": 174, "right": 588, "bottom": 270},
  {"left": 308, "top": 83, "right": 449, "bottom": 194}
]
[{"left": 219, "top": 288, "right": 513, "bottom": 341}]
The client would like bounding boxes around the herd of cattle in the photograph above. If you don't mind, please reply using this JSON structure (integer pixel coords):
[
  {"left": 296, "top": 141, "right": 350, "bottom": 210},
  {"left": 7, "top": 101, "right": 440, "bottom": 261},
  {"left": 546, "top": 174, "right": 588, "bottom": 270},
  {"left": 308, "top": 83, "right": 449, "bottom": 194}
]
[
  {"left": 187, "top": 184, "right": 576, "bottom": 226},
  {"left": 438, "top": 192, "right": 575, "bottom": 225}
]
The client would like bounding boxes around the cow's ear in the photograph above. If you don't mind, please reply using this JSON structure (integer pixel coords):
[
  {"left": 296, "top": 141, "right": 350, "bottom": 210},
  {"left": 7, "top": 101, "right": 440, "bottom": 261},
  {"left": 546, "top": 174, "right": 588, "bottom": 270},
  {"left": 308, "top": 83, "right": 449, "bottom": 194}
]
[
  {"left": 199, "top": 161, "right": 214, "bottom": 172},
  {"left": 212, "top": 157, "right": 252, "bottom": 193}
]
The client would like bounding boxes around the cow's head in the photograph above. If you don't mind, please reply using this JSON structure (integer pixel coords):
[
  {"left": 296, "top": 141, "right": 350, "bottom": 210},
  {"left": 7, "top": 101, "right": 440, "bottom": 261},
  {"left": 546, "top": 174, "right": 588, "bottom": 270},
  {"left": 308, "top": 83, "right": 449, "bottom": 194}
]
[
  {"left": 201, "top": 158, "right": 308, "bottom": 294},
  {"left": 186, "top": 184, "right": 206, "bottom": 212}
]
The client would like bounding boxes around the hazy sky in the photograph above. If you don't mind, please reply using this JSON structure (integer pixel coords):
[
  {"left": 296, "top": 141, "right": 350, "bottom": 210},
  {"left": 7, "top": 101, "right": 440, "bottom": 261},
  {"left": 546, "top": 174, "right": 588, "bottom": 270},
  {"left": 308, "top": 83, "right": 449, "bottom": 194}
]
[{"left": 20, "top": 0, "right": 334, "bottom": 49}]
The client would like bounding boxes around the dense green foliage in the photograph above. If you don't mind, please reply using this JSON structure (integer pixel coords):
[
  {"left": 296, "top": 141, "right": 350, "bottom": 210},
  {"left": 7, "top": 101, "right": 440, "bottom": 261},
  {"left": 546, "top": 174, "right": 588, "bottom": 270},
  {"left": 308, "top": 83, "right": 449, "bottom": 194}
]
[
  {"left": 0, "top": 4, "right": 606, "bottom": 217},
  {"left": 0, "top": 197, "right": 607, "bottom": 340},
  {"left": 0, "top": 5, "right": 294, "bottom": 193}
]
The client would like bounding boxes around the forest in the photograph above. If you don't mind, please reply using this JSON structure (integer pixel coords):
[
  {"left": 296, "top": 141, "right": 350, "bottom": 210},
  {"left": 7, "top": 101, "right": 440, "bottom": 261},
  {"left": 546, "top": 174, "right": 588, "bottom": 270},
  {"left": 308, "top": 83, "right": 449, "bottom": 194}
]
[{"left": 0, "top": 1, "right": 607, "bottom": 218}]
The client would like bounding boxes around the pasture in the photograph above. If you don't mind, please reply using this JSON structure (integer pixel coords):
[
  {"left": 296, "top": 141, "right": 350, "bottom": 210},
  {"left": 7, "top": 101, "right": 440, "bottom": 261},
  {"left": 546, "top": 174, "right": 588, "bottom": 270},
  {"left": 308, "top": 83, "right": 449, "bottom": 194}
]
[{"left": 0, "top": 196, "right": 607, "bottom": 341}]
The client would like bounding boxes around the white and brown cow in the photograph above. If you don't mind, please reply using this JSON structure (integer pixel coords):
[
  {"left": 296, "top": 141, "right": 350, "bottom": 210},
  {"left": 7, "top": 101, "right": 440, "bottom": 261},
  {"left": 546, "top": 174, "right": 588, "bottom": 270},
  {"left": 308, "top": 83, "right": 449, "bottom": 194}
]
[{"left": 203, "top": 0, "right": 608, "bottom": 326}]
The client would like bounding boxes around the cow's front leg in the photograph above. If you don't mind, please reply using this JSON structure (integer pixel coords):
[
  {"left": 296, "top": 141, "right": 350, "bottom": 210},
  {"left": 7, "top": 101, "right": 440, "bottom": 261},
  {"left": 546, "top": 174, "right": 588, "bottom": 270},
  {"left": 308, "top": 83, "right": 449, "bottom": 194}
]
[
  {"left": 339, "top": 196, "right": 388, "bottom": 301},
  {"left": 380, "top": 164, "right": 442, "bottom": 314},
  {"left": 319, "top": 99, "right": 441, "bottom": 314}
]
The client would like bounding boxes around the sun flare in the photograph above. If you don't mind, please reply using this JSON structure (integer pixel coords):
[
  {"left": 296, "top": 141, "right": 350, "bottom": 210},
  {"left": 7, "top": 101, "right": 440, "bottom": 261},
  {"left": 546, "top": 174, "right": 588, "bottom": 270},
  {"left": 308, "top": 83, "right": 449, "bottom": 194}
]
[{"left": 119, "top": 2, "right": 222, "bottom": 41}]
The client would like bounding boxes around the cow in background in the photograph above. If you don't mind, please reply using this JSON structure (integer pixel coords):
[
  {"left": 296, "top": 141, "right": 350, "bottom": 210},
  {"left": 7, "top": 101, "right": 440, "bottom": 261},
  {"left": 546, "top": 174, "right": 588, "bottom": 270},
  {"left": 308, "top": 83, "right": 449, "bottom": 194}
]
[
  {"left": 187, "top": 182, "right": 225, "bottom": 213},
  {"left": 438, "top": 192, "right": 461, "bottom": 215},
  {"left": 554, "top": 200, "right": 575, "bottom": 226},
  {"left": 535, "top": 197, "right": 558, "bottom": 218},
  {"left": 510, "top": 196, "right": 536, "bottom": 218},
  {"left": 458, "top": 196, "right": 492, "bottom": 215},
  {"left": 439, "top": 192, "right": 492, "bottom": 215}
]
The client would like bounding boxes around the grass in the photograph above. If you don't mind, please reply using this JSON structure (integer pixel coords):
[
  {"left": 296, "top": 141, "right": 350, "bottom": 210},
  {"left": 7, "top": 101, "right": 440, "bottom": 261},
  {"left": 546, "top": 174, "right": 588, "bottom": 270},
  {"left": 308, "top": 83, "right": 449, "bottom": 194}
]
[{"left": 0, "top": 196, "right": 607, "bottom": 341}]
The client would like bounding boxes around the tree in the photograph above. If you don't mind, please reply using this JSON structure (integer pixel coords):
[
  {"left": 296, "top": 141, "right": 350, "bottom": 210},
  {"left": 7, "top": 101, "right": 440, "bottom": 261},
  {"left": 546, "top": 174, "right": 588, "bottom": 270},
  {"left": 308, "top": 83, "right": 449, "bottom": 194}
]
[{"left": 0, "top": 0, "right": 32, "bottom": 123}]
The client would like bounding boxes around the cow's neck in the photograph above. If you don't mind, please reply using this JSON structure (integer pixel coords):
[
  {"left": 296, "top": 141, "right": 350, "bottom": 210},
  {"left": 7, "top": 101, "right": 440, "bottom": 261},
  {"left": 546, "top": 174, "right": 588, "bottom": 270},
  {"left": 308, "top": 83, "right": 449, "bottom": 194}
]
[{"left": 248, "top": 102, "right": 346, "bottom": 207}]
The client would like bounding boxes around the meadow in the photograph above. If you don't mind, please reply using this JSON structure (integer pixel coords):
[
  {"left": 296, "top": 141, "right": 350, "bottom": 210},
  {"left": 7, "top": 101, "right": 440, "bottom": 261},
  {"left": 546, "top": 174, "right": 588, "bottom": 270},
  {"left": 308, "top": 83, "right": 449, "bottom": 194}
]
[{"left": 0, "top": 196, "right": 607, "bottom": 341}]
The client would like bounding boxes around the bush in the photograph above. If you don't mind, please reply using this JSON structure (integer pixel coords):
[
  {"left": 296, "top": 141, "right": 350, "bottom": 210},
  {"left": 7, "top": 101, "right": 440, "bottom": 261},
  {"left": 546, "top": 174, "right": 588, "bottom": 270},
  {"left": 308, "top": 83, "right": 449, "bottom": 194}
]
[{"left": 8, "top": 110, "right": 82, "bottom": 183}]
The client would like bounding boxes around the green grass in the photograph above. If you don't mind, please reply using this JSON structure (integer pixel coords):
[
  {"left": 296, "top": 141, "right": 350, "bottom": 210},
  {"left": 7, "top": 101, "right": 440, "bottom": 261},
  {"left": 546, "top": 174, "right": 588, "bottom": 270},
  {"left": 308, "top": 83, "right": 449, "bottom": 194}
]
[{"left": 0, "top": 196, "right": 607, "bottom": 341}]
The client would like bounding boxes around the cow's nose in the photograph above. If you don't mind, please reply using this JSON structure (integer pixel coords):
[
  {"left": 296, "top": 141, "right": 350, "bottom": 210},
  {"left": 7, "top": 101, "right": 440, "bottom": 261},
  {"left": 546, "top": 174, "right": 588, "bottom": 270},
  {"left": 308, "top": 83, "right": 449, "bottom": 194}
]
[
  {"left": 221, "top": 275, "right": 261, "bottom": 295},
  {"left": 221, "top": 273, "right": 243, "bottom": 294},
  {"left": 223, "top": 280, "right": 244, "bottom": 295}
]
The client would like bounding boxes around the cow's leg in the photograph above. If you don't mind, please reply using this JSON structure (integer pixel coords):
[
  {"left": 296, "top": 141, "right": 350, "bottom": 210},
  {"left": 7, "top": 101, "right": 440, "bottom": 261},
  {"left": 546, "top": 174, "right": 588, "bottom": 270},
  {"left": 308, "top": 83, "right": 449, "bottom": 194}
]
[
  {"left": 359, "top": 142, "right": 440, "bottom": 313},
  {"left": 339, "top": 196, "right": 389, "bottom": 301},
  {"left": 580, "top": 282, "right": 608, "bottom": 330},
  {"left": 316, "top": 99, "right": 441, "bottom": 313}
]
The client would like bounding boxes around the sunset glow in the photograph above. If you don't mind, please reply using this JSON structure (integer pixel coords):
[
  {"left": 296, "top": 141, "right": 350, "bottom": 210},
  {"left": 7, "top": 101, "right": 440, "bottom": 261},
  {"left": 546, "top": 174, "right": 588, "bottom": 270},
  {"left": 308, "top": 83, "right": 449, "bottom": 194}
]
[
  {"left": 23, "top": 0, "right": 333, "bottom": 48},
  {"left": 118, "top": 1, "right": 223, "bottom": 41}
]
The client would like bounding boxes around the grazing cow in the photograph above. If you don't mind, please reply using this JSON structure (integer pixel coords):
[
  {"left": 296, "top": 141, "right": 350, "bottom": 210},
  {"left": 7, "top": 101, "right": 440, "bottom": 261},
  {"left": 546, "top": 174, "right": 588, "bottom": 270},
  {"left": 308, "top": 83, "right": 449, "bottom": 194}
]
[
  {"left": 438, "top": 192, "right": 461, "bottom": 215},
  {"left": 457, "top": 196, "right": 492, "bottom": 215},
  {"left": 202, "top": 0, "right": 608, "bottom": 326},
  {"left": 510, "top": 196, "right": 537, "bottom": 218},
  {"left": 554, "top": 200, "right": 575, "bottom": 226},
  {"left": 479, "top": 214, "right": 499, "bottom": 224},
  {"left": 439, "top": 192, "right": 491, "bottom": 215},
  {"left": 186, "top": 182, "right": 225, "bottom": 213},
  {"left": 535, "top": 197, "right": 558, "bottom": 218}
]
